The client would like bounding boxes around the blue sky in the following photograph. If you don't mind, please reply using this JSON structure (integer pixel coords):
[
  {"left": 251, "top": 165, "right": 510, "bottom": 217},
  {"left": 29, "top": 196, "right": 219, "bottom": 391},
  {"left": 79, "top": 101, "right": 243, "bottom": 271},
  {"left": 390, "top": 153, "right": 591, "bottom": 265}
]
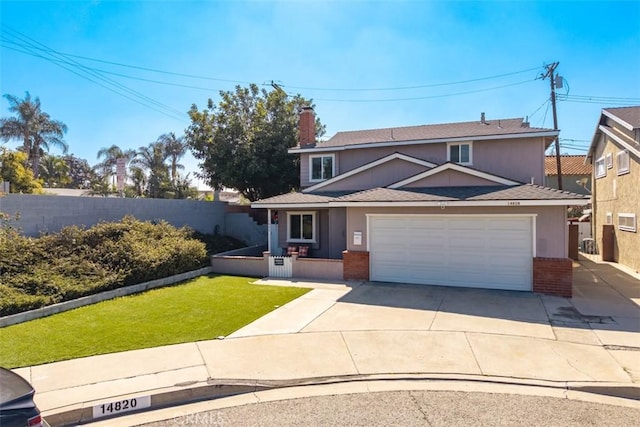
[{"left": 1, "top": 1, "right": 639, "bottom": 189}]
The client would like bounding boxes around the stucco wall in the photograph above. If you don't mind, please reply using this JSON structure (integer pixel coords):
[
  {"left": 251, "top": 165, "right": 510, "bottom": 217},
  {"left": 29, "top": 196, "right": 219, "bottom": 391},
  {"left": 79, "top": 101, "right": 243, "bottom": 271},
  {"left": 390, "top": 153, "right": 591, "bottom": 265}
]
[
  {"left": 545, "top": 174, "right": 591, "bottom": 195},
  {"left": 300, "top": 137, "right": 546, "bottom": 188},
  {"left": 404, "top": 169, "right": 501, "bottom": 187},
  {"left": 317, "top": 158, "right": 427, "bottom": 191},
  {"left": 591, "top": 133, "right": 640, "bottom": 272},
  {"left": 345, "top": 205, "right": 568, "bottom": 259}
]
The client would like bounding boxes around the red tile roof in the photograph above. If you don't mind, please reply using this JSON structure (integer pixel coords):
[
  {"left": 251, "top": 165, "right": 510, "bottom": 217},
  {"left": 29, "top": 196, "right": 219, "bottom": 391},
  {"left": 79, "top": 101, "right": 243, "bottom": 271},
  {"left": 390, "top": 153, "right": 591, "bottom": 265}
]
[{"left": 545, "top": 155, "right": 591, "bottom": 176}]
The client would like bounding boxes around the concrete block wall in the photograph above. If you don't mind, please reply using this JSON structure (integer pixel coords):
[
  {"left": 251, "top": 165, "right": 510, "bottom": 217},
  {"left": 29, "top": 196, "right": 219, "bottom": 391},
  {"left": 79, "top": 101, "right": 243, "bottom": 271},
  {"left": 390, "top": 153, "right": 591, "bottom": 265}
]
[
  {"left": 0, "top": 194, "right": 226, "bottom": 236},
  {"left": 225, "top": 212, "right": 268, "bottom": 246}
]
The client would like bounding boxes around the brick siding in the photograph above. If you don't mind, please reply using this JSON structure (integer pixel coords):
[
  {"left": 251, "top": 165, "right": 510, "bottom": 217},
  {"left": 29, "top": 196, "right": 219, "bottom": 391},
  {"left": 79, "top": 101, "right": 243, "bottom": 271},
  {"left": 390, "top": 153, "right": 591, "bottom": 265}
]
[
  {"left": 343, "top": 250, "right": 370, "bottom": 281},
  {"left": 533, "top": 257, "right": 573, "bottom": 298}
]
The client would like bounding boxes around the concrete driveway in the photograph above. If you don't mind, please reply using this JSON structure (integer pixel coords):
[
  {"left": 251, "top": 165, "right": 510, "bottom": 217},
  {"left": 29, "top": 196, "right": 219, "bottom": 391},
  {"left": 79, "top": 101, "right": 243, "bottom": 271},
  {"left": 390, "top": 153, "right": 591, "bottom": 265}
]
[{"left": 15, "top": 257, "right": 640, "bottom": 425}]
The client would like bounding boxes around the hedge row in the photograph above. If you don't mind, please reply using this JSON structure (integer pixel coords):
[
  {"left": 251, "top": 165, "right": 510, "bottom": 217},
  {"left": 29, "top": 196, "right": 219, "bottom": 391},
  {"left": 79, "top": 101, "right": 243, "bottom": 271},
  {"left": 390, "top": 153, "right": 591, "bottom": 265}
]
[{"left": 0, "top": 216, "right": 242, "bottom": 316}]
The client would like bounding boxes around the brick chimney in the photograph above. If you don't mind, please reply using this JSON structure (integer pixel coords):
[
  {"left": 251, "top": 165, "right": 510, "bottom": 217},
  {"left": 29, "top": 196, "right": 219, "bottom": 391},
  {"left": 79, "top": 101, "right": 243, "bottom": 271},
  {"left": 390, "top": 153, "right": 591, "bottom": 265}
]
[{"left": 299, "top": 106, "right": 316, "bottom": 148}]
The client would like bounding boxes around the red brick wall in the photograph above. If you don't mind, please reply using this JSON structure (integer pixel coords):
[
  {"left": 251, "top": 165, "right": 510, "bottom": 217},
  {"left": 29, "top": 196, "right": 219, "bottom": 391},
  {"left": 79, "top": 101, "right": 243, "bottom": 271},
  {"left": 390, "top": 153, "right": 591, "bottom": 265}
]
[
  {"left": 533, "top": 257, "right": 573, "bottom": 298},
  {"left": 343, "top": 250, "right": 369, "bottom": 281}
]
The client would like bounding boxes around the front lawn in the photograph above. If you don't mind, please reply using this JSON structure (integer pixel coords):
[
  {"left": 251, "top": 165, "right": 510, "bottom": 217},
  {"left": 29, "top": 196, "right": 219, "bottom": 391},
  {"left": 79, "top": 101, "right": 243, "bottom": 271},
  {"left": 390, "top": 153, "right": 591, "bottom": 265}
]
[{"left": 0, "top": 275, "right": 309, "bottom": 368}]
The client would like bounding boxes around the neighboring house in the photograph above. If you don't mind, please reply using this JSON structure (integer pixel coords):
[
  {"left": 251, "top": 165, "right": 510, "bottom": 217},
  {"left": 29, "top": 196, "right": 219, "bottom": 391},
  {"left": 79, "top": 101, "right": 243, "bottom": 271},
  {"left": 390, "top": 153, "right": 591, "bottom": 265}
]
[
  {"left": 586, "top": 106, "right": 640, "bottom": 273},
  {"left": 545, "top": 155, "right": 591, "bottom": 195},
  {"left": 252, "top": 108, "right": 589, "bottom": 296}
]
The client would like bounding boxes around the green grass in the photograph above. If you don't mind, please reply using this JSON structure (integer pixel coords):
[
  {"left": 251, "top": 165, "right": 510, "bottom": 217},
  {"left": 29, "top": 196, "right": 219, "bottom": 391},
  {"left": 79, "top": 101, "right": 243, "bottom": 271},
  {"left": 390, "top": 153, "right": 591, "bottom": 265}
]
[{"left": 0, "top": 275, "right": 309, "bottom": 368}]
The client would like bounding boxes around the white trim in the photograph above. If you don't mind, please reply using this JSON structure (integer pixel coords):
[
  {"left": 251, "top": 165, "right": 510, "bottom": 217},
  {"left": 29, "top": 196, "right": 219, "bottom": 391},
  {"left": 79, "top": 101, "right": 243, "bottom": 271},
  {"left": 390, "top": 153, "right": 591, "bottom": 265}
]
[
  {"left": 286, "top": 211, "right": 317, "bottom": 243},
  {"left": 388, "top": 162, "right": 520, "bottom": 188},
  {"left": 618, "top": 213, "right": 636, "bottom": 232},
  {"left": 602, "top": 109, "right": 635, "bottom": 131},
  {"left": 308, "top": 153, "right": 335, "bottom": 182},
  {"left": 330, "top": 199, "right": 590, "bottom": 208},
  {"left": 532, "top": 215, "right": 537, "bottom": 257},
  {"left": 252, "top": 203, "right": 329, "bottom": 209},
  {"left": 595, "top": 156, "right": 607, "bottom": 179},
  {"left": 617, "top": 150, "right": 630, "bottom": 175},
  {"left": 289, "top": 130, "right": 560, "bottom": 154},
  {"left": 447, "top": 141, "right": 473, "bottom": 165},
  {"left": 303, "top": 153, "right": 436, "bottom": 193},
  {"left": 599, "top": 125, "right": 640, "bottom": 158}
]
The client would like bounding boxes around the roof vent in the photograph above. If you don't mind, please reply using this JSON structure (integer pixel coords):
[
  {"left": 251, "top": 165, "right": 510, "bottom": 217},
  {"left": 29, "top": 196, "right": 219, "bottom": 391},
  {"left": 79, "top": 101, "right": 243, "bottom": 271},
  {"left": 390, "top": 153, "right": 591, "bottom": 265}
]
[
  {"left": 521, "top": 116, "right": 530, "bottom": 128},
  {"left": 480, "top": 112, "right": 486, "bottom": 124}
]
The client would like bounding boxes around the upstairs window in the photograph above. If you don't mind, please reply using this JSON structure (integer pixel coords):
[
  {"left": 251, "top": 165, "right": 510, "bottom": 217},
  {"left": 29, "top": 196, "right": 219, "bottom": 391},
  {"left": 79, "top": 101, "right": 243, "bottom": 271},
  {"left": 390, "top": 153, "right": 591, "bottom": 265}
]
[
  {"left": 448, "top": 142, "right": 472, "bottom": 165},
  {"left": 617, "top": 150, "right": 630, "bottom": 175},
  {"left": 595, "top": 156, "right": 606, "bottom": 178},
  {"left": 287, "top": 212, "right": 316, "bottom": 242},
  {"left": 310, "top": 154, "right": 335, "bottom": 182}
]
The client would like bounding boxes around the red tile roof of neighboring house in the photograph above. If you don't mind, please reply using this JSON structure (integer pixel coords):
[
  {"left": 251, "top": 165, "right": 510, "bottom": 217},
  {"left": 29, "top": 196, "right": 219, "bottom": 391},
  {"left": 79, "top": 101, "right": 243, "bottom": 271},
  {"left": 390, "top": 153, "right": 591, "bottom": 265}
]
[
  {"left": 604, "top": 106, "right": 640, "bottom": 129},
  {"left": 313, "top": 118, "right": 555, "bottom": 148},
  {"left": 545, "top": 155, "right": 592, "bottom": 176}
]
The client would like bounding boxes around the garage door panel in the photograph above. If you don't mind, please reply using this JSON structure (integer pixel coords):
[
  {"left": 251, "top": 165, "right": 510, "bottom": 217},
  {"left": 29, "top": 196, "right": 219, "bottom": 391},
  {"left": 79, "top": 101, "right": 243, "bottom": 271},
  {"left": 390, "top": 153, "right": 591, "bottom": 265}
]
[{"left": 370, "top": 215, "right": 533, "bottom": 291}]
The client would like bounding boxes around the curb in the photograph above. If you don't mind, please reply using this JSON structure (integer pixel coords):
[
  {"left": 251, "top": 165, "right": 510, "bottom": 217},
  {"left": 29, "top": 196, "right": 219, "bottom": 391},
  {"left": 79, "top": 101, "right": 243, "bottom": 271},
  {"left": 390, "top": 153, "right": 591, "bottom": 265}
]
[{"left": 43, "top": 374, "right": 640, "bottom": 426}]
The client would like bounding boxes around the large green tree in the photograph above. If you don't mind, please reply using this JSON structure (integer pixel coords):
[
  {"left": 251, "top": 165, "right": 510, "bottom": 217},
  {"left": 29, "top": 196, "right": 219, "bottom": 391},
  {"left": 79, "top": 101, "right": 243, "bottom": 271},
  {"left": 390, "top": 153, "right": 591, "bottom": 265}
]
[
  {"left": 39, "top": 154, "right": 71, "bottom": 188},
  {"left": 185, "top": 84, "right": 324, "bottom": 201},
  {"left": 0, "top": 92, "right": 68, "bottom": 179},
  {"left": 63, "top": 154, "right": 94, "bottom": 189}
]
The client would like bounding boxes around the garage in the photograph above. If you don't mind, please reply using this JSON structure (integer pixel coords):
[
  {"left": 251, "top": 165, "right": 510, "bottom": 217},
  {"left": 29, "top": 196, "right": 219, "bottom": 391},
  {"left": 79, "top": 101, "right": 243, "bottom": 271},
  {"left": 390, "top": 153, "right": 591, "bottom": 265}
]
[{"left": 368, "top": 215, "right": 534, "bottom": 291}]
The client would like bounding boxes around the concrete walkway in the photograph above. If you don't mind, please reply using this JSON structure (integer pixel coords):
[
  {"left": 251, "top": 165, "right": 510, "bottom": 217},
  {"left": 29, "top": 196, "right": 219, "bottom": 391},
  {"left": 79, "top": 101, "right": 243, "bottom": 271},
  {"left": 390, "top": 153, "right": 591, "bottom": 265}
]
[{"left": 13, "top": 256, "right": 640, "bottom": 426}]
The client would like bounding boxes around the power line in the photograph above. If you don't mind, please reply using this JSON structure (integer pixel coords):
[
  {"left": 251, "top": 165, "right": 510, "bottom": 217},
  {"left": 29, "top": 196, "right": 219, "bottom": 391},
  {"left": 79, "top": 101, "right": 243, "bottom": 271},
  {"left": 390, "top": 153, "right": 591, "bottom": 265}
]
[
  {"left": 279, "top": 66, "right": 542, "bottom": 92},
  {"left": 1, "top": 28, "right": 188, "bottom": 122}
]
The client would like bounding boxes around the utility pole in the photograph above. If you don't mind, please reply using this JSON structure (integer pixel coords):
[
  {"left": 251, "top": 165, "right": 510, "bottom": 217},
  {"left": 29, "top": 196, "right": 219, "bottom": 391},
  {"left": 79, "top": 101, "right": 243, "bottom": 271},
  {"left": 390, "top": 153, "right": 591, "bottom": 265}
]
[{"left": 542, "top": 62, "right": 563, "bottom": 190}]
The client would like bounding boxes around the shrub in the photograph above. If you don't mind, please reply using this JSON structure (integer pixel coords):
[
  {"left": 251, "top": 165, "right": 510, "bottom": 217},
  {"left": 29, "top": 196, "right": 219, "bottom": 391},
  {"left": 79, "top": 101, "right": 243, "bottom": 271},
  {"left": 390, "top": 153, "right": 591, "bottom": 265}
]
[{"left": 0, "top": 216, "right": 209, "bottom": 316}]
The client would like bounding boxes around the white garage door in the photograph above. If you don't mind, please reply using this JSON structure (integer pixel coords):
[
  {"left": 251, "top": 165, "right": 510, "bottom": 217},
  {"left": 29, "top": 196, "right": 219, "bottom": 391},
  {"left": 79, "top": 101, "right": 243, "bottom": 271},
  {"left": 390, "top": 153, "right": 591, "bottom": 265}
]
[{"left": 369, "top": 215, "right": 533, "bottom": 291}]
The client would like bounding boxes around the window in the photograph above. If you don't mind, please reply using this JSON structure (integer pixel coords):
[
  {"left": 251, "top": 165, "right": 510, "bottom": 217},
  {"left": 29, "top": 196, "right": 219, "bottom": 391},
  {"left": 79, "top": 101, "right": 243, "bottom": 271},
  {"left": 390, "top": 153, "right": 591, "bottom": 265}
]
[
  {"left": 287, "top": 212, "right": 316, "bottom": 242},
  {"left": 595, "top": 156, "right": 606, "bottom": 178},
  {"left": 606, "top": 153, "right": 613, "bottom": 169},
  {"left": 605, "top": 212, "right": 612, "bottom": 225},
  {"left": 617, "top": 150, "right": 630, "bottom": 175},
  {"left": 618, "top": 213, "right": 636, "bottom": 232},
  {"left": 448, "top": 142, "right": 472, "bottom": 164},
  {"left": 309, "top": 155, "right": 334, "bottom": 182}
]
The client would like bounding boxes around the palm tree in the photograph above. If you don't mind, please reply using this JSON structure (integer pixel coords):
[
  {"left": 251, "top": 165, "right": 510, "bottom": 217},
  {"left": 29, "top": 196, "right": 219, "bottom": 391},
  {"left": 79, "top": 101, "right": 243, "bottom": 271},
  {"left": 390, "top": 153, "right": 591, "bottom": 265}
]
[
  {"left": 39, "top": 154, "right": 71, "bottom": 188},
  {"left": 157, "top": 132, "right": 187, "bottom": 182},
  {"left": 95, "top": 144, "right": 136, "bottom": 176},
  {"left": 132, "top": 141, "right": 169, "bottom": 198},
  {"left": 0, "top": 92, "right": 68, "bottom": 178}
]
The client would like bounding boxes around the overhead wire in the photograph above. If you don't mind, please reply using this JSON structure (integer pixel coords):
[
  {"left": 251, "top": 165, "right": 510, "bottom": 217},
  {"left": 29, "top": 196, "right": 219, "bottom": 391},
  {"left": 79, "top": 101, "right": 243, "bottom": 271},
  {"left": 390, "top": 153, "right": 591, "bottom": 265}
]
[{"left": 1, "top": 28, "right": 188, "bottom": 122}]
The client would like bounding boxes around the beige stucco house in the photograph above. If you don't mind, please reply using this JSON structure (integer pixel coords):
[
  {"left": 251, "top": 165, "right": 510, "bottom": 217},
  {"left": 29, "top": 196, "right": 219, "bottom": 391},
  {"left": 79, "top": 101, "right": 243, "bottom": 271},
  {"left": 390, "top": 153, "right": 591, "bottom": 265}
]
[{"left": 586, "top": 106, "right": 640, "bottom": 273}]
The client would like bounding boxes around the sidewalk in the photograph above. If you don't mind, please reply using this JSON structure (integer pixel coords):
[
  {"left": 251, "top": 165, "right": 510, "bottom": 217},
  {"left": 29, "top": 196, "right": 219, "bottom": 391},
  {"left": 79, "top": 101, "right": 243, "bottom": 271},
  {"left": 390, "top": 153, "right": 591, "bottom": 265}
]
[{"left": 13, "top": 257, "right": 640, "bottom": 426}]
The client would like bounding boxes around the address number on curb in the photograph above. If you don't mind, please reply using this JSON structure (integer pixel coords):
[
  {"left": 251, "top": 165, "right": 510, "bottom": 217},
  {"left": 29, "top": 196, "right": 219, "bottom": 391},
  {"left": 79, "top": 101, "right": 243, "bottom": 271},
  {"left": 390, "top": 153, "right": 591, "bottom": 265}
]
[{"left": 92, "top": 395, "right": 151, "bottom": 419}]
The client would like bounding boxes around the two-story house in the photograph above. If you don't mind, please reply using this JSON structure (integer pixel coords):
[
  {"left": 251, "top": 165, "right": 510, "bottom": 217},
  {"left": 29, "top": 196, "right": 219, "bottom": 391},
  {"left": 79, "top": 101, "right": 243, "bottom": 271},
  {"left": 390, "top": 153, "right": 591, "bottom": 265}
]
[
  {"left": 586, "top": 106, "right": 640, "bottom": 272},
  {"left": 253, "top": 108, "right": 589, "bottom": 297}
]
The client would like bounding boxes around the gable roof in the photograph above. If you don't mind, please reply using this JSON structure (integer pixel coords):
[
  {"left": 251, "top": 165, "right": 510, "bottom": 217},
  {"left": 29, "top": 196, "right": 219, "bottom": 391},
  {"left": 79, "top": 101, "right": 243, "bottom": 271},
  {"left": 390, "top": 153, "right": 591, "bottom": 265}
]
[
  {"left": 389, "top": 162, "right": 521, "bottom": 188},
  {"left": 292, "top": 117, "right": 558, "bottom": 153},
  {"left": 545, "top": 155, "right": 591, "bottom": 176},
  {"left": 302, "top": 152, "right": 436, "bottom": 193},
  {"left": 587, "top": 106, "right": 640, "bottom": 162}
]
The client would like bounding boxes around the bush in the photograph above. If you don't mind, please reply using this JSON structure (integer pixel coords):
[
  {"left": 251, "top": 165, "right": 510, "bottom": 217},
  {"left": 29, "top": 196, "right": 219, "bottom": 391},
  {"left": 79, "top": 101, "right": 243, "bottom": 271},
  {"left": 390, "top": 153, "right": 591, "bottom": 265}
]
[{"left": 0, "top": 216, "right": 210, "bottom": 316}]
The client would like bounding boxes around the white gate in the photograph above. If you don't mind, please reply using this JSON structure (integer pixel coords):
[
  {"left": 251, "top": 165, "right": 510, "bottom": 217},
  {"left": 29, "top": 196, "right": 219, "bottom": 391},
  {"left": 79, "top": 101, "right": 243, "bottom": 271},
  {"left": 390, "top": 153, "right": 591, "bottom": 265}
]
[{"left": 269, "top": 256, "right": 292, "bottom": 278}]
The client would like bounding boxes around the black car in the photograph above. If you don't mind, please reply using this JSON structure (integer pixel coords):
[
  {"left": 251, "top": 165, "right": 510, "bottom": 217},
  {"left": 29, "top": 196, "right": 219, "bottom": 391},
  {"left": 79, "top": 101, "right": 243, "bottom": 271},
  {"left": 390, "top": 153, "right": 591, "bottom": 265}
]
[{"left": 0, "top": 367, "right": 44, "bottom": 427}]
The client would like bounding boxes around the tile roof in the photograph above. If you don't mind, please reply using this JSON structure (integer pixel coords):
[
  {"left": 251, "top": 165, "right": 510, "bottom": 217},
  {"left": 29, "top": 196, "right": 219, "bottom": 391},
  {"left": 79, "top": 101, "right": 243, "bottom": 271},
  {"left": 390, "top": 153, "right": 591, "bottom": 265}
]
[
  {"left": 604, "top": 106, "right": 640, "bottom": 129},
  {"left": 312, "top": 117, "right": 555, "bottom": 149},
  {"left": 545, "top": 155, "right": 591, "bottom": 175}
]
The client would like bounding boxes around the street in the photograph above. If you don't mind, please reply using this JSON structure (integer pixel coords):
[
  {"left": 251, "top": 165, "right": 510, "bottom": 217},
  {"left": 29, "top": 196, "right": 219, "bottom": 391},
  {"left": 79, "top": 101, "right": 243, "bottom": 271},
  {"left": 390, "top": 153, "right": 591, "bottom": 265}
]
[{"left": 140, "top": 390, "right": 640, "bottom": 427}]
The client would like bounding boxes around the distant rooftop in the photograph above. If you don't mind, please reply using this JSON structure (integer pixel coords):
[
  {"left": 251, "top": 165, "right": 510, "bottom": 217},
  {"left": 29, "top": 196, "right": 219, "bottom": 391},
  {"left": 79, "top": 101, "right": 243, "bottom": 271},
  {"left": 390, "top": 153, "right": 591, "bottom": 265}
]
[{"left": 545, "top": 155, "right": 591, "bottom": 176}]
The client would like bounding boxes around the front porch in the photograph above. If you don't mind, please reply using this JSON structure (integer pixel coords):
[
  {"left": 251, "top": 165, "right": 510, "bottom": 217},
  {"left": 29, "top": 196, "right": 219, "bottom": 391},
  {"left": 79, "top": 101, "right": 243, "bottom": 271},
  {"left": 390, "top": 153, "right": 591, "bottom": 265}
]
[{"left": 211, "top": 245, "right": 344, "bottom": 282}]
